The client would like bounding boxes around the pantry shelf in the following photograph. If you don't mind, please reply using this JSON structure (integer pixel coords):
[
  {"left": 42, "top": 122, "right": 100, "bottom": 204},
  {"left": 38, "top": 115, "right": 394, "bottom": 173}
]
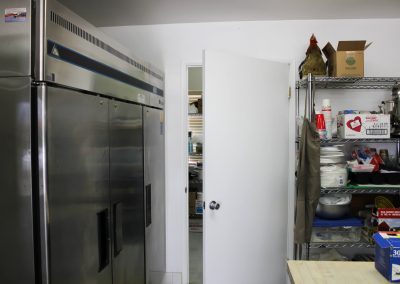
[
  {"left": 189, "top": 153, "right": 202, "bottom": 157},
  {"left": 189, "top": 179, "right": 203, "bottom": 184},
  {"left": 295, "top": 75, "right": 400, "bottom": 261},
  {"left": 295, "top": 138, "right": 400, "bottom": 144},
  {"left": 321, "top": 186, "right": 400, "bottom": 194},
  {"left": 308, "top": 241, "right": 374, "bottom": 249},
  {"left": 320, "top": 138, "right": 400, "bottom": 144},
  {"left": 297, "top": 76, "right": 400, "bottom": 89}
]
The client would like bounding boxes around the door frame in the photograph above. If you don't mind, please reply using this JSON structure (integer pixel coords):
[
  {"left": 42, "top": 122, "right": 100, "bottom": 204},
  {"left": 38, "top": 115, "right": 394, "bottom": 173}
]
[
  {"left": 182, "top": 62, "right": 203, "bottom": 284},
  {"left": 287, "top": 59, "right": 297, "bottom": 262}
]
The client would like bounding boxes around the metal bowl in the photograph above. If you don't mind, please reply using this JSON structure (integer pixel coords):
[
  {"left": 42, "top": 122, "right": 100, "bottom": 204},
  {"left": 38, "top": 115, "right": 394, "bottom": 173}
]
[{"left": 316, "top": 202, "right": 350, "bottom": 219}]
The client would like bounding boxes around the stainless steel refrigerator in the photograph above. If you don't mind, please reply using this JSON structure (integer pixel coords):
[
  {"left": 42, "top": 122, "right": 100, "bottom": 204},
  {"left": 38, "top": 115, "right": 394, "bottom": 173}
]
[
  {"left": 144, "top": 106, "right": 166, "bottom": 283},
  {"left": 0, "top": 0, "right": 165, "bottom": 283}
]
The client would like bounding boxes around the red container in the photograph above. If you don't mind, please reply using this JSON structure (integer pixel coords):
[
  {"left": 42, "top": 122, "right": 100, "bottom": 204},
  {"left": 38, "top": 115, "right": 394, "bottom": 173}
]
[{"left": 315, "top": 113, "right": 326, "bottom": 130}]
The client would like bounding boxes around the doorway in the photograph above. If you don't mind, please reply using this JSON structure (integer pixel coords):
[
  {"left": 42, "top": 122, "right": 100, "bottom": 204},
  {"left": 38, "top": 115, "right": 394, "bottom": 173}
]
[{"left": 187, "top": 66, "right": 203, "bottom": 284}]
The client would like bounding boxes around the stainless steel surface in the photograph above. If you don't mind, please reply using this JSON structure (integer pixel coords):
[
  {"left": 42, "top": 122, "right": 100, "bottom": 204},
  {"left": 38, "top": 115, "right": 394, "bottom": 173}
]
[
  {"left": 0, "top": 0, "right": 32, "bottom": 76},
  {"left": 150, "top": 93, "right": 165, "bottom": 109},
  {"left": 392, "top": 83, "right": 400, "bottom": 99},
  {"left": 298, "top": 76, "right": 400, "bottom": 89},
  {"left": 295, "top": 84, "right": 300, "bottom": 140},
  {"left": 0, "top": 0, "right": 165, "bottom": 108},
  {"left": 43, "top": 0, "right": 164, "bottom": 108},
  {"left": 307, "top": 73, "right": 313, "bottom": 120},
  {"left": 391, "top": 83, "right": 400, "bottom": 136},
  {"left": 321, "top": 186, "right": 400, "bottom": 194},
  {"left": 46, "top": 87, "right": 112, "bottom": 284},
  {"left": 320, "top": 138, "right": 400, "bottom": 144},
  {"left": 209, "top": 201, "right": 220, "bottom": 210},
  {"left": 382, "top": 100, "right": 395, "bottom": 114},
  {"left": 35, "top": 0, "right": 47, "bottom": 81},
  {"left": 144, "top": 106, "right": 166, "bottom": 282},
  {"left": 316, "top": 203, "right": 350, "bottom": 219},
  {"left": 0, "top": 77, "right": 35, "bottom": 283},
  {"left": 109, "top": 100, "right": 145, "bottom": 284},
  {"left": 308, "top": 242, "right": 374, "bottom": 249},
  {"left": 37, "top": 83, "right": 50, "bottom": 284}
]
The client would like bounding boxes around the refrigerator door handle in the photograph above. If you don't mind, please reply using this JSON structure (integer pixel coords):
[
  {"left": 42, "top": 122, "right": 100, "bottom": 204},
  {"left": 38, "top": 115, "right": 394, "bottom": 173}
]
[
  {"left": 97, "top": 209, "right": 110, "bottom": 272},
  {"left": 113, "top": 202, "right": 123, "bottom": 256},
  {"left": 145, "top": 184, "right": 152, "bottom": 227}
]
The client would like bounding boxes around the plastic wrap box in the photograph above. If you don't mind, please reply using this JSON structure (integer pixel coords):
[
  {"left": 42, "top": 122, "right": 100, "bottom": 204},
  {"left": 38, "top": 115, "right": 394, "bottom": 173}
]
[
  {"left": 311, "top": 217, "right": 363, "bottom": 243},
  {"left": 372, "top": 208, "right": 400, "bottom": 232},
  {"left": 373, "top": 232, "right": 400, "bottom": 282},
  {"left": 337, "top": 114, "right": 390, "bottom": 139}
]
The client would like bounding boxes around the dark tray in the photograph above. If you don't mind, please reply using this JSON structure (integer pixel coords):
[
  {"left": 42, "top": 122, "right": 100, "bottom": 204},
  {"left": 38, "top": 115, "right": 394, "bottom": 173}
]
[{"left": 349, "top": 172, "right": 400, "bottom": 185}]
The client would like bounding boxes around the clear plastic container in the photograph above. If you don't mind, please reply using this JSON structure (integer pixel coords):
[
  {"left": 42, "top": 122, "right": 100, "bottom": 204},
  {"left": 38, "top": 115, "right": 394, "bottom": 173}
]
[
  {"left": 311, "top": 217, "right": 363, "bottom": 243},
  {"left": 311, "top": 226, "right": 362, "bottom": 242}
]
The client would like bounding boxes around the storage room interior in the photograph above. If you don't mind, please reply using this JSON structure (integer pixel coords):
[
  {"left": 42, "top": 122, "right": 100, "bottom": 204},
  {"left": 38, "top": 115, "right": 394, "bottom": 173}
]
[{"left": 2, "top": 0, "right": 400, "bottom": 283}]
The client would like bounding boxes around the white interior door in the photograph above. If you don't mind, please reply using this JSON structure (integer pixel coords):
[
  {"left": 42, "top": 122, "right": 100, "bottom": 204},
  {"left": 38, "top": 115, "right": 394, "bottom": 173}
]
[{"left": 203, "top": 50, "right": 290, "bottom": 284}]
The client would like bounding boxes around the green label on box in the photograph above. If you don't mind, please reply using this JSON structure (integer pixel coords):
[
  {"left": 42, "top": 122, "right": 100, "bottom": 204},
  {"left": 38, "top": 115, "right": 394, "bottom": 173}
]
[{"left": 346, "top": 56, "right": 356, "bottom": 66}]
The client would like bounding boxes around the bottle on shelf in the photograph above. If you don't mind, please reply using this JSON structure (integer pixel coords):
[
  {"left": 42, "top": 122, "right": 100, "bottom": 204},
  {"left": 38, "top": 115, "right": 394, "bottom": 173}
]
[
  {"left": 322, "top": 99, "right": 333, "bottom": 140},
  {"left": 188, "top": 131, "right": 193, "bottom": 154}
]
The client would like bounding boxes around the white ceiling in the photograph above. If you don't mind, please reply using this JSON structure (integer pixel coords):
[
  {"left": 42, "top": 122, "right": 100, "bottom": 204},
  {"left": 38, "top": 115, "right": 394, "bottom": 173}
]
[{"left": 59, "top": 0, "right": 400, "bottom": 27}]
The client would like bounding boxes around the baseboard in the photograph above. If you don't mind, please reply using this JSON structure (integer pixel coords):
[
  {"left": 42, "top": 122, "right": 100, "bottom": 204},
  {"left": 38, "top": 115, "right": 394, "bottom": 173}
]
[{"left": 149, "top": 271, "right": 183, "bottom": 284}]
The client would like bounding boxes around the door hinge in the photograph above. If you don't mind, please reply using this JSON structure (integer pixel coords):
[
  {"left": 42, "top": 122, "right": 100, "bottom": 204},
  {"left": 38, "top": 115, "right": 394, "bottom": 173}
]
[
  {"left": 185, "top": 187, "right": 187, "bottom": 193},
  {"left": 203, "top": 201, "right": 205, "bottom": 210}
]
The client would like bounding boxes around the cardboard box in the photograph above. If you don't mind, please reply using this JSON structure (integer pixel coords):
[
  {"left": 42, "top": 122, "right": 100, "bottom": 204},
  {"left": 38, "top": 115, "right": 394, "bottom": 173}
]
[
  {"left": 373, "top": 232, "right": 400, "bottom": 282},
  {"left": 189, "top": 192, "right": 203, "bottom": 215},
  {"left": 337, "top": 114, "right": 390, "bottom": 139},
  {"left": 323, "top": 41, "right": 371, "bottom": 77},
  {"left": 372, "top": 208, "right": 400, "bottom": 232},
  {"left": 195, "top": 200, "right": 203, "bottom": 214}
]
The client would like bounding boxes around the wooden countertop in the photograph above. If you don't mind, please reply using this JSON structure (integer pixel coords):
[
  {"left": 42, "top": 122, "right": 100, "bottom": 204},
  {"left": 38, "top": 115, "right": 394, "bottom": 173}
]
[{"left": 287, "top": 260, "right": 389, "bottom": 284}]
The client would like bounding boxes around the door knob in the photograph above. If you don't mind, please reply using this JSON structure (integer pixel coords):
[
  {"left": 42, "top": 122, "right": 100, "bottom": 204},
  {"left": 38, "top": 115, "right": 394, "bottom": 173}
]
[{"left": 209, "top": 201, "right": 220, "bottom": 210}]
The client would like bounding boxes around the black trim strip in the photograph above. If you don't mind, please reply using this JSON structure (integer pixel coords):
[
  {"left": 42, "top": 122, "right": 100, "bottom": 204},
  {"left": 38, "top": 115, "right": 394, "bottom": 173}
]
[{"left": 47, "top": 40, "right": 164, "bottom": 97}]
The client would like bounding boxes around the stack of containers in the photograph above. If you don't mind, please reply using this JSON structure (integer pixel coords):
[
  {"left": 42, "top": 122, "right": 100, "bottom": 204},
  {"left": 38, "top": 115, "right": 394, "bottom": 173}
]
[
  {"left": 320, "top": 146, "right": 348, "bottom": 188},
  {"left": 322, "top": 99, "right": 333, "bottom": 140}
]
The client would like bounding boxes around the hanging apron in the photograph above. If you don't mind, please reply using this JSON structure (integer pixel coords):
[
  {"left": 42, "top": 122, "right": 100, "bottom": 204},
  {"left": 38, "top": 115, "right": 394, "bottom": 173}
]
[{"left": 294, "top": 86, "right": 321, "bottom": 244}]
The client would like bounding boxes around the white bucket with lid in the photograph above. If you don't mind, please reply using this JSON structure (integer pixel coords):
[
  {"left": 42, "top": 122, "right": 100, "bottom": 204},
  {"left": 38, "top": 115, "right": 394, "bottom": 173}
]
[{"left": 321, "top": 165, "right": 348, "bottom": 187}]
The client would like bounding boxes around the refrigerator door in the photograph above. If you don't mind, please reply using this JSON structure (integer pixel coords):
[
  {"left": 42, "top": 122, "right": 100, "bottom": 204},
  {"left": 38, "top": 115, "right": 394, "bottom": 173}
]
[
  {"left": 46, "top": 87, "right": 111, "bottom": 284},
  {"left": 0, "top": 0, "right": 31, "bottom": 76},
  {"left": 144, "top": 107, "right": 166, "bottom": 282},
  {"left": 109, "top": 101, "right": 145, "bottom": 284},
  {"left": 0, "top": 77, "right": 35, "bottom": 283}
]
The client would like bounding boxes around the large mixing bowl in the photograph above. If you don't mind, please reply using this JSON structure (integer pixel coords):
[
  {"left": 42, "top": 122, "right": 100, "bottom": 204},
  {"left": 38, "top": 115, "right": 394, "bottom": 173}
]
[{"left": 316, "top": 202, "right": 350, "bottom": 219}]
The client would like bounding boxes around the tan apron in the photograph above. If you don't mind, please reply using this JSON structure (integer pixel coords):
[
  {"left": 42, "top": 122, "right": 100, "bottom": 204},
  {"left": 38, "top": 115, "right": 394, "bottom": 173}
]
[{"left": 294, "top": 87, "right": 321, "bottom": 244}]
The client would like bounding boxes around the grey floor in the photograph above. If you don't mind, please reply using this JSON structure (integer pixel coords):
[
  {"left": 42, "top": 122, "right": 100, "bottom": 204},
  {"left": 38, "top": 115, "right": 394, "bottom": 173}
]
[{"left": 189, "top": 220, "right": 203, "bottom": 284}]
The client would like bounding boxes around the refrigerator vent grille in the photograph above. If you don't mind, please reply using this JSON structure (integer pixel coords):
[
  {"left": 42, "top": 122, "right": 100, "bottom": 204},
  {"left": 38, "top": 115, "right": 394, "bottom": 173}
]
[{"left": 49, "top": 11, "right": 163, "bottom": 81}]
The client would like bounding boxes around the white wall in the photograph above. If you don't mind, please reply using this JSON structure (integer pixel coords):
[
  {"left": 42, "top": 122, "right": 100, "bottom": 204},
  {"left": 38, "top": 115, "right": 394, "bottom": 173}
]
[{"left": 102, "top": 18, "right": 400, "bottom": 284}]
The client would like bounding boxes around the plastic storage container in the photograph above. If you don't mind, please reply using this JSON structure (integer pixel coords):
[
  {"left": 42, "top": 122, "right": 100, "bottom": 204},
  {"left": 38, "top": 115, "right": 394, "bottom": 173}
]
[
  {"left": 311, "top": 217, "right": 364, "bottom": 243},
  {"left": 321, "top": 165, "right": 348, "bottom": 187}
]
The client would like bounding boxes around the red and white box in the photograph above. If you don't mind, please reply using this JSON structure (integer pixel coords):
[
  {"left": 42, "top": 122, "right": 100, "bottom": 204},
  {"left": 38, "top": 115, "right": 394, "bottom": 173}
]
[
  {"left": 372, "top": 208, "right": 400, "bottom": 231},
  {"left": 337, "top": 114, "right": 390, "bottom": 139}
]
